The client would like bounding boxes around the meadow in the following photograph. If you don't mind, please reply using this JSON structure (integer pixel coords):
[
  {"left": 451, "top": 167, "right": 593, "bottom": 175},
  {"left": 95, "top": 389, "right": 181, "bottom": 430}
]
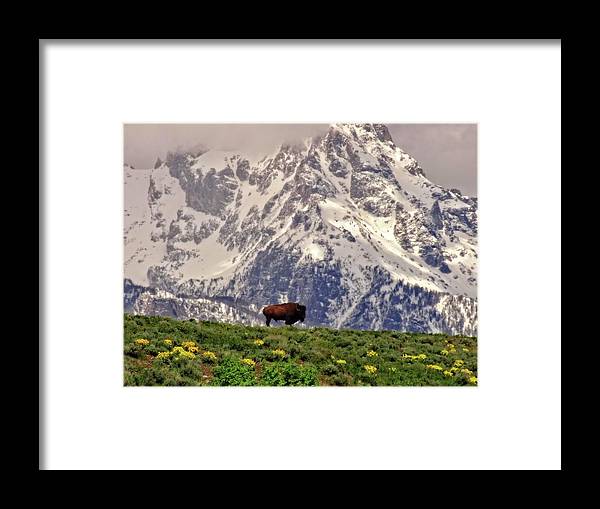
[{"left": 124, "top": 314, "right": 477, "bottom": 386}]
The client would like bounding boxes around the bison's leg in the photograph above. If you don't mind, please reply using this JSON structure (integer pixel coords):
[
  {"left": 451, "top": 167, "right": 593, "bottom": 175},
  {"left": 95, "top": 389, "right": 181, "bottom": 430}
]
[{"left": 265, "top": 316, "right": 271, "bottom": 327}]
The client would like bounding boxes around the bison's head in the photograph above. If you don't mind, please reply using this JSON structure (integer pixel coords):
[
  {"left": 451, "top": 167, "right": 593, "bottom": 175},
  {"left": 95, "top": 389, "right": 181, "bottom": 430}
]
[{"left": 296, "top": 303, "right": 306, "bottom": 322}]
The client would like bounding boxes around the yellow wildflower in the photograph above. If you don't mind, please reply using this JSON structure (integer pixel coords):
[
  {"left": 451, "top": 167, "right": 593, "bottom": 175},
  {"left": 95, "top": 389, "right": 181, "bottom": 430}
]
[
  {"left": 253, "top": 339, "right": 265, "bottom": 346},
  {"left": 453, "top": 359, "right": 465, "bottom": 368},
  {"left": 426, "top": 364, "right": 443, "bottom": 371},
  {"left": 463, "top": 348, "right": 469, "bottom": 352},
  {"left": 241, "top": 358, "right": 256, "bottom": 367},
  {"left": 367, "top": 350, "right": 378, "bottom": 357},
  {"left": 443, "top": 370, "right": 454, "bottom": 377},
  {"left": 135, "top": 338, "right": 150, "bottom": 346},
  {"left": 170, "top": 346, "right": 195, "bottom": 360},
  {"left": 469, "top": 376, "right": 478, "bottom": 385},
  {"left": 336, "top": 359, "right": 347, "bottom": 365},
  {"left": 163, "top": 339, "right": 173, "bottom": 346},
  {"left": 271, "top": 348, "right": 286, "bottom": 358},
  {"left": 182, "top": 341, "right": 197, "bottom": 351},
  {"left": 202, "top": 351, "right": 217, "bottom": 362},
  {"left": 155, "top": 351, "right": 171, "bottom": 360},
  {"left": 450, "top": 367, "right": 460, "bottom": 373},
  {"left": 402, "top": 353, "right": 426, "bottom": 361},
  {"left": 364, "top": 364, "right": 377, "bottom": 374},
  {"left": 440, "top": 349, "right": 449, "bottom": 355},
  {"left": 461, "top": 368, "right": 473, "bottom": 376}
]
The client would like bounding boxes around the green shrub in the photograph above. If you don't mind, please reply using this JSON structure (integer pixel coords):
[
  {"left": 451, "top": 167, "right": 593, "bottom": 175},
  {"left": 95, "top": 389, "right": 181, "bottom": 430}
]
[
  {"left": 322, "top": 363, "right": 339, "bottom": 376},
  {"left": 211, "top": 357, "right": 256, "bottom": 386},
  {"left": 328, "top": 373, "right": 354, "bottom": 386},
  {"left": 259, "top": 362, "right": 319, "bottom": 386}
]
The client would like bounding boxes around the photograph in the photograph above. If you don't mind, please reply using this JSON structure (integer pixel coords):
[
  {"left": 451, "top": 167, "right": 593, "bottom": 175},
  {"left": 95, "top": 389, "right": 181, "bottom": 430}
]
[{"left": 123, "top": 122, "right": 478, "bottom": 386}]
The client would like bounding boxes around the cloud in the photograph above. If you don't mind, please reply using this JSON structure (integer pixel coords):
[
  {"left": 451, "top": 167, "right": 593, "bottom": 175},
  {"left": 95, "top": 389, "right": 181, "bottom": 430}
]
[
  {"left": 124, "top": 124, "right": 329, "bottom": 166},
  {"left": 387, "top": 124, "right": 477, "bottom": 196}
]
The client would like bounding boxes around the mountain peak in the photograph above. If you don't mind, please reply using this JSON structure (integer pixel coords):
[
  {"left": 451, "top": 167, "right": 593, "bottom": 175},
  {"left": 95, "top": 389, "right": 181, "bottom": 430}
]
[
  {"left": 372, "top": 123, "right": 394, "bottom": 143},
  {"left": 328, "top": 123, "right": 394, "bottom": 144}
]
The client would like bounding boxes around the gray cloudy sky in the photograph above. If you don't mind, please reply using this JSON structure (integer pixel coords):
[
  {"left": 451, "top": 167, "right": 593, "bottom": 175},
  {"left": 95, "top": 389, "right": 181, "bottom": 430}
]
[{"left": 124, "top": 123, "right": 477, "bottom": 196}]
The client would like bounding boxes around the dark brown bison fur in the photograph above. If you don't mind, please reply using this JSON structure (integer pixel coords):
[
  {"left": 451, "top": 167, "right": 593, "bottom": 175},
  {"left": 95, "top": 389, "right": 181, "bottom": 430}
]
[{"left": 262, "top": 302, "right": 306, "bottom": 327}]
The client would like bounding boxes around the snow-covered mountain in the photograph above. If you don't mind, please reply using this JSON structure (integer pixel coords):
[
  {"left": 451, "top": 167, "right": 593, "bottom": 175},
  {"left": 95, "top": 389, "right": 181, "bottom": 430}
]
[{"left": 124, "top": 123, "right": 477, "bottom": 335}]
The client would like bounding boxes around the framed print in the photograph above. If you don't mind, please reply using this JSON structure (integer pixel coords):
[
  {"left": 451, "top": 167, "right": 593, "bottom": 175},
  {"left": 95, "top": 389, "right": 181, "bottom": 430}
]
[{"left": 41, "top": 40, "right": 561, "bottom": 470}]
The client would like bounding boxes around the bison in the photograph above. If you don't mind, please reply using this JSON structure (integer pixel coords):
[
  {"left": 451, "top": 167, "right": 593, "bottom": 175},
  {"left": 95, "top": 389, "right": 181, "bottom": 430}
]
[{"left": 262, "top": 302, "right": 306, "bottom": 327}]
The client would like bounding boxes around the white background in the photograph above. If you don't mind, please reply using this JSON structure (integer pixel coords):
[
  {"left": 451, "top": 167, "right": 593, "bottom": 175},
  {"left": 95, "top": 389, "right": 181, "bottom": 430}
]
[{"left": 41, "top": 41, "right": 561, "bottom": 470}]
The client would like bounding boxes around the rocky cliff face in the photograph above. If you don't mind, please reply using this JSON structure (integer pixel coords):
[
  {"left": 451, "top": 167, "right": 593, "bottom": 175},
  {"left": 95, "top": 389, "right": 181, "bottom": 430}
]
[
  {"left": 124, "top": 123, "right": 477, "bottom": 335},
  {"left": 124, "top": 279, "right": 261, "bottom": 325}
]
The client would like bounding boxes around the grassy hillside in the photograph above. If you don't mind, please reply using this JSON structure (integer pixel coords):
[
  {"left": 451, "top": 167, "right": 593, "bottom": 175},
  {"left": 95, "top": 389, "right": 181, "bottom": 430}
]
[{"left": 124, "top": 314, "right": 478, "bottom": 386}]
